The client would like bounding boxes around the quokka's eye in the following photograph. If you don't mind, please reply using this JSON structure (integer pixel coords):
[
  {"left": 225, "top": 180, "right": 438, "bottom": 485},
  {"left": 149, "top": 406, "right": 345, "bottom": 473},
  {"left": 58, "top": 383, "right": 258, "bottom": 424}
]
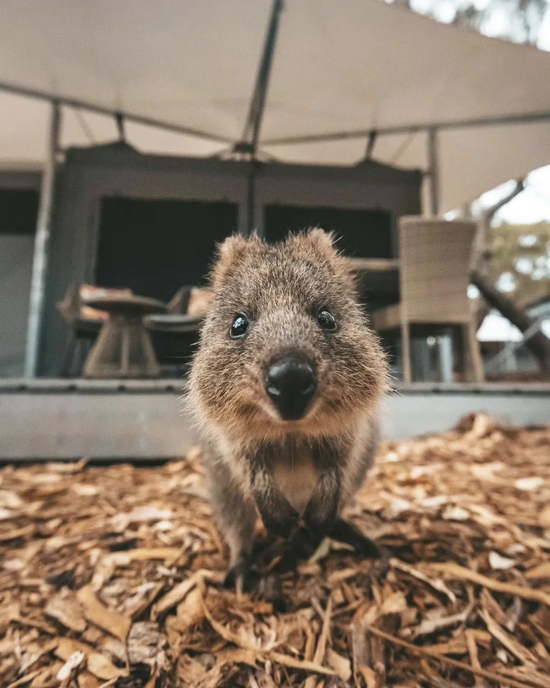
[
  {"left": 229, "top": 313, "right": 249, "bottom": 339},
  {"left": 317, "top": 308, "right": 338, "bottom": 332}
]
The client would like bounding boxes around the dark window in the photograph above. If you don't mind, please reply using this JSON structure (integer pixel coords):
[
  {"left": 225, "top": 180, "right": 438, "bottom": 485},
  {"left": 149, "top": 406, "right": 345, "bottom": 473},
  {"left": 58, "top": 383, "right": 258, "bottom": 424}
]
[
  {"left": 264, "top": 205, "right": 394, "bottom": 258},
  {"left": 95, "top": 197, "right": 238, "bottom": 301},
  {"left": 0, "top": 189, "right": 39, "bottom": 235}
]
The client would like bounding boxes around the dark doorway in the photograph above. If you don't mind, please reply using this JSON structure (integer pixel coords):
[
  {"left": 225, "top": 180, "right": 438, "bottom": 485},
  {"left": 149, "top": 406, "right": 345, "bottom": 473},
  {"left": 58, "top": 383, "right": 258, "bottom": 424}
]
[
  {"left": 96, "top": 197, "right": 238, "bottom": 301},
  {"left": 0, "top": 188, "right": 39, "bottom": 377},
  {"left": 0, "top": 188, "right": 39, "bottom": 235},
  {"left": 264, "top": 205, "right": 394, "bottom": 258}
]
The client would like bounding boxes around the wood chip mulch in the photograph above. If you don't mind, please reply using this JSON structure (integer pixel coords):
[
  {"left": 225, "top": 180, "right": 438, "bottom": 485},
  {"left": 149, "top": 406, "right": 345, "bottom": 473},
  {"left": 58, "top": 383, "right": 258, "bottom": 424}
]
[{"left": 1, "top": 413, "right": 550, "bottom": 688}]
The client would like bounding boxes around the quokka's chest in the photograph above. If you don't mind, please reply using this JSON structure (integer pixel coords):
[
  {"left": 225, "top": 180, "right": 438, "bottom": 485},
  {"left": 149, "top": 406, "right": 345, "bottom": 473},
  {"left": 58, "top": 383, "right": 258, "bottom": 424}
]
[{"left": 271, "top": 443, "right": 320, "bottom": 515}]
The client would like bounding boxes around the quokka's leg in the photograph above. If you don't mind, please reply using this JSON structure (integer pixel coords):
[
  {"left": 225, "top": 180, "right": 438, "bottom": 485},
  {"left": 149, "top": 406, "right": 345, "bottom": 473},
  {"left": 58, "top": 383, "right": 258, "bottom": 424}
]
[{"left": 205, "top": 455, "right": 258, "bottom": 591}]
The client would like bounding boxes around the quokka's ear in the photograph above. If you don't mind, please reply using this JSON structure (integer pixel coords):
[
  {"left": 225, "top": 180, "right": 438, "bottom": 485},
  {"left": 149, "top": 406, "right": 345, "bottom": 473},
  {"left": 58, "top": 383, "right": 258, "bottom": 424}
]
[
  {"left": 303, "top": 228, "right": 337, "bottom": 253},
  {"left": 210, "top": 233, "right": 261, "bottom": 288},
  {"left": 287, "top": 228, "right": 340, "bottom": 261},
  {"left": 288, "top": 227, "right": 359, "bottom": 289}
]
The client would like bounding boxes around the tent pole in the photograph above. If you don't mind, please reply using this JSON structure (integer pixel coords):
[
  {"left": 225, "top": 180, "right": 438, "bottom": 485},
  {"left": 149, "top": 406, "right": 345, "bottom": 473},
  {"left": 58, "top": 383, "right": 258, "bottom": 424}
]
[
  {"left": 263, "top": 110, "right": 550, "bottom": 146},
  {"left": 3, "top": 80, "right": 550, "bottom": 148},
  {"left": 427, "top": 127, "right": 440, "bottom": 216},
  {"left": 238, "top": 0, "right": 284, "bottom": 155},
  {"left": 0, "top": 80, "right": 231, "bottom": 144},
  {"left": 365, "top": 130, "right": 378, "bottom": 159},
  {"left": 247, "top": 165, "right": 257, "bottom": 235},
  {"left": 24, "top": 100, "right": 61, "bottom": 378}
]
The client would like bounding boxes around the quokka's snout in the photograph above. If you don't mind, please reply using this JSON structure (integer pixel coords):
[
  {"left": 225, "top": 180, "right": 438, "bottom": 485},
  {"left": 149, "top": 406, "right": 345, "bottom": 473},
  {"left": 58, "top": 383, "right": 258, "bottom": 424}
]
[{"left": 265, "top": 352, "right": 317, "bottom": 421}]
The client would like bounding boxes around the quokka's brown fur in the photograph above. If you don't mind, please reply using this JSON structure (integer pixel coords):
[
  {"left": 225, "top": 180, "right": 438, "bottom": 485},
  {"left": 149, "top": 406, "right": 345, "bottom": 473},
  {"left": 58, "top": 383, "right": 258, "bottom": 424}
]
[{"left": 188, "top": 229, "right": 388, "bottom": 586}]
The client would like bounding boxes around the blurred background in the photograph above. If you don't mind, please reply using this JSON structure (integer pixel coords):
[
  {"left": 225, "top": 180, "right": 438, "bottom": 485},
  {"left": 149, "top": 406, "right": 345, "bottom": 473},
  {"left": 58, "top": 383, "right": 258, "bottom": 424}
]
[{"left": 1, "top": 0, "right": 549, "bottom": 457}]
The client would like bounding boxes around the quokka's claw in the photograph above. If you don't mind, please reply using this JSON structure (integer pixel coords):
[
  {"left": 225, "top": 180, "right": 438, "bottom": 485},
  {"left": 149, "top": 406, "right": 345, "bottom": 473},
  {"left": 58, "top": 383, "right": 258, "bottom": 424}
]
[
  {"left": 223, "top": 554, "right": 259, "bottom": 593},
  {"left": 330, "top": 518, "right": 382, "bottom": 559}
]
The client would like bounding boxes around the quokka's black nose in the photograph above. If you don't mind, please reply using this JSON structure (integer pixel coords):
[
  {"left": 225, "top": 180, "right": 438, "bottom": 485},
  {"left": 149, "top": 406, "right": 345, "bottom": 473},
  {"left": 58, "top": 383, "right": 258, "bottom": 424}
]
[{"left": 266, "top": 355, "right": 317, "bottom": 420}]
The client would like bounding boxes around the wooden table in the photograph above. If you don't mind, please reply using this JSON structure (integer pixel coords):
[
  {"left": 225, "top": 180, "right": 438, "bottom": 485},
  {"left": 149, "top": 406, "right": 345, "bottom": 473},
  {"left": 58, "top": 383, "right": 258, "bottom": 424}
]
[
  {"left": 348, "top": 257, "right": 400, "bottom": 272},
  {"left": 82, "top": 295, "right": 167, "bottom": 379}
]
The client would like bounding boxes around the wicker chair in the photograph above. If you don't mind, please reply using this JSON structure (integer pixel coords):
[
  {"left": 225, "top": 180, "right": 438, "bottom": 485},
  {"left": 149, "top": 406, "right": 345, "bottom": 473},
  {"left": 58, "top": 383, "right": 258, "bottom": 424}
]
[
  {"left": 56, "top": 284, "right": 104, "bottom": 376},
  {"left": 371, "top": 217, "right": 484, "bottom": 383},
  {"left": 166, "top": 286, "right": 193, "bottom": 315}
]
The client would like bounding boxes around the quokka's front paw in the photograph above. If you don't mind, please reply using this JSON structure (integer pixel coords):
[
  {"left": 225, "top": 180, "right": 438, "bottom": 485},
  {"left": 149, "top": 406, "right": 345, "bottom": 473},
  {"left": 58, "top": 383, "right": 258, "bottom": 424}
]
[
  {"left": 303, "top": 494, "right": 338, "bottom": 536},
  {"left": 259, "top": 499, "right": 299, "bottom": 539},
  {"left": 330, "top": 518, "right": 383, "bottom": 559}
]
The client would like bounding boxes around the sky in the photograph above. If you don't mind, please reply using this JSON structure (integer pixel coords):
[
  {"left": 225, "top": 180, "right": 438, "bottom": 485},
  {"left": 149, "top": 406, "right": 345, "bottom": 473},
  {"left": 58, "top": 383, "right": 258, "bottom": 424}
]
[
  {"left": 401, "top": 0, "right": 550, "bottom": 347},
  {"left": 475, "top": 167, "right": 550, "bottom": 224},
  {"left": 400, "top": 0, "right": 550, "bottom": 225}
]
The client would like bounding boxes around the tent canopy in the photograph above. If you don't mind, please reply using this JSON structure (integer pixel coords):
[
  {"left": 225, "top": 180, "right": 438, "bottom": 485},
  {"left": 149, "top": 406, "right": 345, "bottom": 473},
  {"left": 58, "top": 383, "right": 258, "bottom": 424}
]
[{"left": 1, "top": 0, "right": 550, "bottom": 210}]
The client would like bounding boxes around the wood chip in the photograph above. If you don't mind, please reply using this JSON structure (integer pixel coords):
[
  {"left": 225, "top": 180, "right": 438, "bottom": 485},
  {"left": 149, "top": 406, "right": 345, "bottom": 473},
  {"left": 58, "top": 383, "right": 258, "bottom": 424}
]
[
  {"left": 152, "top": 569, "right": 213, "bottom": 620},
  {"left": 55, "top": 638, "right": 126, "bottom": 681},
  {"left": 480, "top": 609, "right": 537, "bottom": 665},
  {"left": 203, "top": 602, "right": 335, "bottom": 676},
  {"left": 525, "top": 562, "right": 550, "bottom": 579},
  {"left": 56, "top": 650, "right": 85, "bottom": 681},
  {"left": 327, "top": 647, "right": 351, "bottom": 681},
  {"left": 304, "top": 598, "right": 332, "bottom": 688},
  {"left": 45, "top": 590, "right": 87, "bottom": 633},
  {"left": 366, "top": 626, "right": 543, "bottom": 688},
  {"left": 76, "top": 585, "right": 131, "bottom": 641},
  {"left": 1, "top": 414, "right": 549, "bottom": 687},
  {"left": 426, "top": 562, "right": 550, "bottom": 607},
  {"left": 391, "top": 557, "right": 457, "bottom": 604}
]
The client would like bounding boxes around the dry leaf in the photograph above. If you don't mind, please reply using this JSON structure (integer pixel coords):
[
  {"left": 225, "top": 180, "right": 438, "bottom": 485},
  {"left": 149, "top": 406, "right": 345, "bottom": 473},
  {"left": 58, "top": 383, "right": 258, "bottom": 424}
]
[
  {"left": 127, "top": 621, "right": 161, "bottom": 665},
  {"left": 358, "top": 664, "right": 378, "bottom": 688},
  {"left": 442, "top": 505, "right": 470, "bottom": 521},
  {"left": 76, "top": 585, "right": 131, "bottom": 641},
  {"left": 55, "top": 638, "right": 126, "bottom": 681},
  {"left": 45, "top": 590, "right": 86, "bottom": 633},
  {"left": 327, "top": 648, "right": 351, "bottom": 681},
  {"left": 0, "top": 490, "right": 23, "bottom": 509},
  {"left": 152, "top": 569, "right": 212, "bottom": 620},
  {"left": 488, "top": 551, "right": 516, "bottom": 570},
  {"left": 176, "top": 583, "right": 205, "bottom": 630},
  {"left": 56, "top": 651, "right": 84, "bottom": 680},
  {"left": 526, "top": 562, "right": 550, "bottom": 579},
  {"left": 514, "top": 477, "right": 544, "bottom": 491},
  {"left": 539, "top": 505, "right": 550, "bottom": 527}
]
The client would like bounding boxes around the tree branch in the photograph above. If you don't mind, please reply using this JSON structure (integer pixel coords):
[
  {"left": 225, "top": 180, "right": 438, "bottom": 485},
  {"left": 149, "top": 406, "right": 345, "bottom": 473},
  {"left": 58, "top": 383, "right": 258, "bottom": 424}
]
[
  {"left": 471, "top": 270, "right": 550, "bottom": 370},
  {"left": 482, "top": 179, "right": 525, "bottom": 223}
]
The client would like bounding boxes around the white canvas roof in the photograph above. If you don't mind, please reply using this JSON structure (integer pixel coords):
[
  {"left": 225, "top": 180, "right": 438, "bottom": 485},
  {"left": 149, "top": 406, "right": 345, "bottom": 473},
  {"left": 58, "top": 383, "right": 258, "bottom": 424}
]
[{"left": 1, "top": 0, "right": 550, "bottom": 210}]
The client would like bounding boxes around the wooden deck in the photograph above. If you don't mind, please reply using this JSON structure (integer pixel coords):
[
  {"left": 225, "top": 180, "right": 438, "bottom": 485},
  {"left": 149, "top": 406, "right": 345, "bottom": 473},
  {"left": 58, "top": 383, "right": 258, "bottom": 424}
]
[{"left": 1, "top": 378, "right": 549, "bottom": 460}]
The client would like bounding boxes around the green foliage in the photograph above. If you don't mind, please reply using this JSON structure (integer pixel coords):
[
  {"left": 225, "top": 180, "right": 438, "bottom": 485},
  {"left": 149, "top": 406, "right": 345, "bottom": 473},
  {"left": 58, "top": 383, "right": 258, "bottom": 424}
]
[
  {"left": 490, "top": 222, "right": 550, "bottom": 305},
  {"left": 402, "top": 0, "right": 550, "bottom": 45}
]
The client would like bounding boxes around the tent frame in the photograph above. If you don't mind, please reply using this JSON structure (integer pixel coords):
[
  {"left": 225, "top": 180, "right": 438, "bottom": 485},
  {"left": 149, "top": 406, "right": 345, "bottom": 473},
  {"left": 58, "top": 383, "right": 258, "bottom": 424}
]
[
  {"left": 5, "top": 80, "right": 550, "bottom": 228},
  {"left": 428, "top": 128, "right": 440, "bottom": 217},
  {"left": 24, "top": 100, "right": 60, "bottom": 377},
  {"left": 5, "top": 0, "right": 550, "bottom": 376},
  {"left": 12, "top": 90, "right": 550, "bottom": 377}
]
